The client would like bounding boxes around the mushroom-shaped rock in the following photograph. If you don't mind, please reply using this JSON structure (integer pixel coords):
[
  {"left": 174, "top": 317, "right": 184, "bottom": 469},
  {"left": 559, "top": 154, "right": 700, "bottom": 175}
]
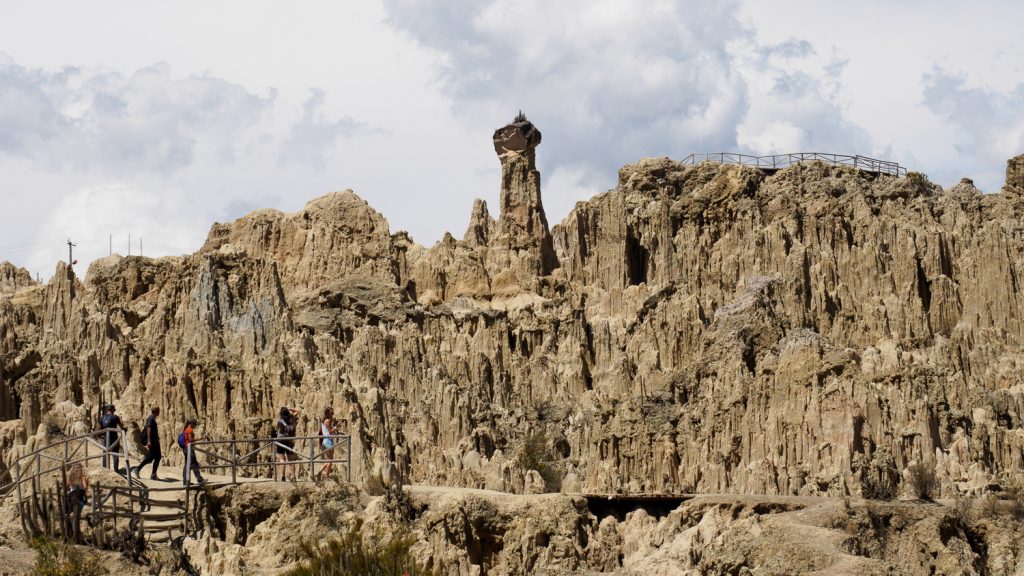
[{"left": 492, "top": 111, "right": 542, "bottom": 158}]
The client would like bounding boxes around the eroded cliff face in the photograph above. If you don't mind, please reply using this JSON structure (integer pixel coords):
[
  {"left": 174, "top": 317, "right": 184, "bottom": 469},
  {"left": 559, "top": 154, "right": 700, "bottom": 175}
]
[
  {"left": 182, "top": 484, "right": 1019, "bottom": 576},
  {"left": 2, "top": 119, "right": 1024, "bottom": 501}
]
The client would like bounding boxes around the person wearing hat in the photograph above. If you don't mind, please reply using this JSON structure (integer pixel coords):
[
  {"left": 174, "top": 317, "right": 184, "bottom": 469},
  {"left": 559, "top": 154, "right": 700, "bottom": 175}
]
[
  {"left": 98, "top": 403, "right": 126, "bottom": 473},
  {"left": 179, "top": 417, "right": 205, "bottom": 486}
]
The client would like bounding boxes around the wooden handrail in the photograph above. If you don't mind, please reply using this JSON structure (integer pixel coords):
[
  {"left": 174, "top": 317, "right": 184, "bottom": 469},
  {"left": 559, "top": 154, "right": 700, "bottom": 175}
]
[{"left": 4, "top": 429, "right": 353, "bottom": 545}]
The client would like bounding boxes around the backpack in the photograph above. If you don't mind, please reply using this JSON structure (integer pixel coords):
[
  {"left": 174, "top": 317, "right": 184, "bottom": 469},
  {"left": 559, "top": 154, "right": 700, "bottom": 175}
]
[
  {"left": 100, "top": 414, "right": 115, "bottom": 429},
  {"left": 278, "top": 418, "right": 294, "bottom": 437},
  {"left": 177, "top": 427, "right": 187, "bottom": 449}
]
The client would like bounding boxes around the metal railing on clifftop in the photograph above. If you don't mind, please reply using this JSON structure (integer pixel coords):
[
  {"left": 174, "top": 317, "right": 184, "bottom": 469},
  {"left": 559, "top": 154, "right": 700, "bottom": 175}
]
[{"left": 680, "top": 152, "right": 907, "bottom": 177}]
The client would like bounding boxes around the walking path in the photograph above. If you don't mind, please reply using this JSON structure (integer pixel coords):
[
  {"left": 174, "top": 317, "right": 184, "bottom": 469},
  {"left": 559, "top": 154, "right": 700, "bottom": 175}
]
[{"left": 1, "top": 431, "right": 352, "bottom": 548}]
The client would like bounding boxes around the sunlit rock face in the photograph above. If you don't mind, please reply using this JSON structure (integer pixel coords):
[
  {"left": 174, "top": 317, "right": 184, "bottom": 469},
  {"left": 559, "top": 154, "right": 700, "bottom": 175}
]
[
  {"left": 2, "top": 133, "right": 1024, "bottom": 501},
  {"left": 1006, "top": 154, "right": 1024, "bottom": 192}
]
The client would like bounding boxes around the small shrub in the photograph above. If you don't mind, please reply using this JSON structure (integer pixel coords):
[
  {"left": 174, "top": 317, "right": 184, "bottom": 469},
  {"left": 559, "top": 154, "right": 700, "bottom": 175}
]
[
  {"left": 364, "top": 473, "right": 387, "bottom": 497},
  {"left": 981, "top": 494, "right": 1000, "bottom": 518},
  {"left": 951, "top": 495, "right": 974, "bottom": 527},
  {"left": 907, "top": 461, "right": 939, "bottom": 501},
  {"left": 41, "top": 413, "right": 64, "bottom": 437},
  {"left": 382, "top": 485, "right": 415, "bottom": 524},
  {"left": 857, "top": 449, "right": 899, "bottom": 500},
  {"left": 284, "top": 520, "right": 434, "bottom": 576},
  {"left": 30, "top": 537, "right": 108, "bottom": 576},
  {"left": 862, "top": 472, "right": 898, "bottom": 500},
  {"left": 516, "top": 430, "right": 558, "bottom": 490},
  {"left": 906, "top": 171, "right": 931, "bottom": 190}
]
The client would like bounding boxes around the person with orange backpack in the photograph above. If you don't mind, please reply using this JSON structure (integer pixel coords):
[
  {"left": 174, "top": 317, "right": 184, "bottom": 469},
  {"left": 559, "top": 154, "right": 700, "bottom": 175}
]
[{"left": 178, "top": 417, "right": 205, "bottom": 486}]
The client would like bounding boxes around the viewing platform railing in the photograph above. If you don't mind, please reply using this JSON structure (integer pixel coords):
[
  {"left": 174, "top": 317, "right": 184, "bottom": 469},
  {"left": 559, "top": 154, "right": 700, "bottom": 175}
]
[
  {"left": 680, "top": 152, "right": 907, "bottom": 177},
  {"left": 0, "top": 430, "right": 353, "bottom": 543},
  {"left": 183, "top": 434, "right": 352, "bottom": 535},
  {"left": 185, "top": 434, "right": 352, "bottom": 485}
]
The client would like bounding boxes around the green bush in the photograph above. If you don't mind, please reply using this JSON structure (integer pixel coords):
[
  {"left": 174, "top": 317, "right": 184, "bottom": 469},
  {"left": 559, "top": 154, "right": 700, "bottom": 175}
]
[
  {"left": 382, "top": 485, "right": 415, "bottom": 524},
  {"left": 284, "top": 521, "right": 433, "bottom": 576},
  {"left": 905, "top": 171, "right": 931, "bottom": 190},
  {"left": 857, "top": 449, "right": 899, "bottom": 500},
  {"left": 30, "top": 537, "right": 108, "bottom": 576},
  {"left": 516, "top": 430, "right": 558, "bottom": 490},
  {"left": 907, "top": 460, "right": 939, "bottom": 501}
]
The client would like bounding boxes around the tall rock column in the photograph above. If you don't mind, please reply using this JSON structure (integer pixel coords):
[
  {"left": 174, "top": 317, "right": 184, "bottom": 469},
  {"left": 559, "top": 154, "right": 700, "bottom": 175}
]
[
  {"left": 1006, "top": 154, "right": 1024, "bottom": 193},
  {"left": 487, "top": 113, "right": 558, "bottom": 297}
]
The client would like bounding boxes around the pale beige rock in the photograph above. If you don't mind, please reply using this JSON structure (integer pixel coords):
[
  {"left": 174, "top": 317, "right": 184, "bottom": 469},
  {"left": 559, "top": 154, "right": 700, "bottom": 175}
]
[
  {"left": 2, "top": 126, "right": 1024, "bottom": 572},
  {"left": 0, "top": 263, "right": 34, "bottom": 298}
]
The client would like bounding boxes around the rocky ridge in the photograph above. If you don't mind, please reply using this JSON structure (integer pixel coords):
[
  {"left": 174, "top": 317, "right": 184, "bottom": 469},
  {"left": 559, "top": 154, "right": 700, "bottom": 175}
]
[{"left": 1, "top": 119, "right": 1024, "bottom": 509}]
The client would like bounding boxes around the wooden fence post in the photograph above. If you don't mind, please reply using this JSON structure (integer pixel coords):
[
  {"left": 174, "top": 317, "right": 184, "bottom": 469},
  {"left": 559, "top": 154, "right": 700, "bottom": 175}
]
[
  {"left": 183, "top": 444, "right": 191, "bottom": 536},
  {"left": 308, "top": 437, "right": 316, "bottom": 482},
  {"left": 15, "top": 462, "right": 27, "bottom": 540},
  {"left": 231, "top": 438, "right": 238, "bottom": 485},
  {"left": 91, "top": 484, "right": 99, "bottom": 547}
]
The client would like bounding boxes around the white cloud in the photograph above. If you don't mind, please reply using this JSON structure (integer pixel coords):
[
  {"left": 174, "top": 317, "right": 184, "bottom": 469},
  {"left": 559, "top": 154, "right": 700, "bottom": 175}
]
[
  {"left": 0, "top": 61, "right": 283, "bottom": 174},
  {"left": 0, "top": 57, "right": 386, "bottom": 278},
  {"left": 31, "top": 184, "right": 213, "bottom": 276},
  {"left": 387, "top": 0, "right": 753, "bottom": 185},
  {"left": 1, "top": 0, "right": 1022, "bottom": 279},
  {"left": 739, "top": 121, "right": 804, "bottom": 155},
  {"left": 278, "top": 89, "right": 363, "bottom": 170},
  {"left": 385, "top": 0, "right": 898, "bottom": 211},
  {"left": 922, "top": 68, "right": 1024, "bottom": 190},
  {"left": 739, "top": 0, "right": 1024, "bottom": 189}
]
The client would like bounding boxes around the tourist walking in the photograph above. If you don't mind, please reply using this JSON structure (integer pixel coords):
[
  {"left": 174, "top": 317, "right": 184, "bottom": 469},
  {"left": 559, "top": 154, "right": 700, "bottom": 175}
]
[
  {"left": 179, "top": 417, "right": 205, "bottom": 486},
  {"left": 275, "top": 406, "right": 300, "bottom": 481},
  {"left": 132, "top": 407, "right": 162, "bottom": 480},
  {"left": 65, "top": 462, "right": 88, "bottom": 541},
  {"left": 317, "top": 407, "right": 339, "bottom": 479},
  {"left": 65, "top": 462, "right": 88, "bottom": 513},
  {"left": 98, "top": 403, "right": 126, "bottom": 473}
]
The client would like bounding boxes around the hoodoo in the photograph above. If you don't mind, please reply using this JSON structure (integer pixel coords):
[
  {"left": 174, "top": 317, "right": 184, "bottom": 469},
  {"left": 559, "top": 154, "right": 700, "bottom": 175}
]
[
  {"left": 491, "top": 112, "right": 558, "bottom": 277},
  {"left": 3, "top": 124, "right": 1024, "bottom": 574}
]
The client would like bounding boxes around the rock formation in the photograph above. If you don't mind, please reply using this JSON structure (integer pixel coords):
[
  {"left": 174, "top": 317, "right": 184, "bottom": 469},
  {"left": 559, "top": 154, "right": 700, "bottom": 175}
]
[
  {"left": 2, "top": 123, "right": 1024, "bottom": 510},
  {"left": 180, "top": 483, "right": 1016, "bottom": 575},
  {"left": 1006, "top": 153, "right": 1024, "bottom": 193},
  {"left": 0, "top": 263, "right": 34, "bottom": 298}
]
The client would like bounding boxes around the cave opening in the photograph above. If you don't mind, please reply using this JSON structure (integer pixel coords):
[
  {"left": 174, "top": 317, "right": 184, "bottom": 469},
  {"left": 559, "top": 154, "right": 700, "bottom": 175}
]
[
  {"left": 626, "top": 230, "right": 649, "bottom": 286},
  {"left": 584, "top": 494, "right": 692, "bottom": 522}
]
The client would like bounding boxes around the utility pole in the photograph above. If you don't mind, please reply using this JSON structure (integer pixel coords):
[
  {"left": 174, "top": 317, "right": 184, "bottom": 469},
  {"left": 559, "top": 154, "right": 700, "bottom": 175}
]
[
  {"left": 128, "top": 233, "right": 131, "bottom": 256},
  {"left": 66, "top": 238, "right": 76, "bottom": 268},
  {"left": 109, "top": 235, "right": 112, "bottom": 256},
  {"left": 139, "top": 237, "right": 143, "bottom": 257}
]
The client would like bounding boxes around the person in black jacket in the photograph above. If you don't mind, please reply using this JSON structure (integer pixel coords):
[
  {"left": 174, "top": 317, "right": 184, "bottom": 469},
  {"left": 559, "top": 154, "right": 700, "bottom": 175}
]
[
  {"left": 131, "top": 407, "right": 162, "bottom": 480},
  {"left": 98, "top": 403, "right": 126, "bottom": 473},
  {"left": 275, "top": 406, "right": 300, "bottom": 481}
]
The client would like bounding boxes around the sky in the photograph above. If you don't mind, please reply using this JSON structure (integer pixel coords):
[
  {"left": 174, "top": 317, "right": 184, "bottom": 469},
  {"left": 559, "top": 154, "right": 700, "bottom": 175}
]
[{"left": 1, "top": 0, "right": 1022, "bottom": 279}]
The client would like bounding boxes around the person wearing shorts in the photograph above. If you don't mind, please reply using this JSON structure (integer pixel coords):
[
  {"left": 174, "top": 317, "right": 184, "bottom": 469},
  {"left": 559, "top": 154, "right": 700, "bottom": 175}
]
[{"left": 317, "top": 407, "right": 339, "bottom": 479}]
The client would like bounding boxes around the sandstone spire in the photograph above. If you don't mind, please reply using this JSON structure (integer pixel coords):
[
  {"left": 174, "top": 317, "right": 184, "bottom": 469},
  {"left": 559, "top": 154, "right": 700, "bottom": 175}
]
[
  {"left": 463, "top": 199, "right": 495, "bottom": 246},
  {"left": 492, "top": 113, "right": 558, "bottom": 275},
  {"left": 1006, "top": 154, "right": 1024, "bottom": 193}
]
